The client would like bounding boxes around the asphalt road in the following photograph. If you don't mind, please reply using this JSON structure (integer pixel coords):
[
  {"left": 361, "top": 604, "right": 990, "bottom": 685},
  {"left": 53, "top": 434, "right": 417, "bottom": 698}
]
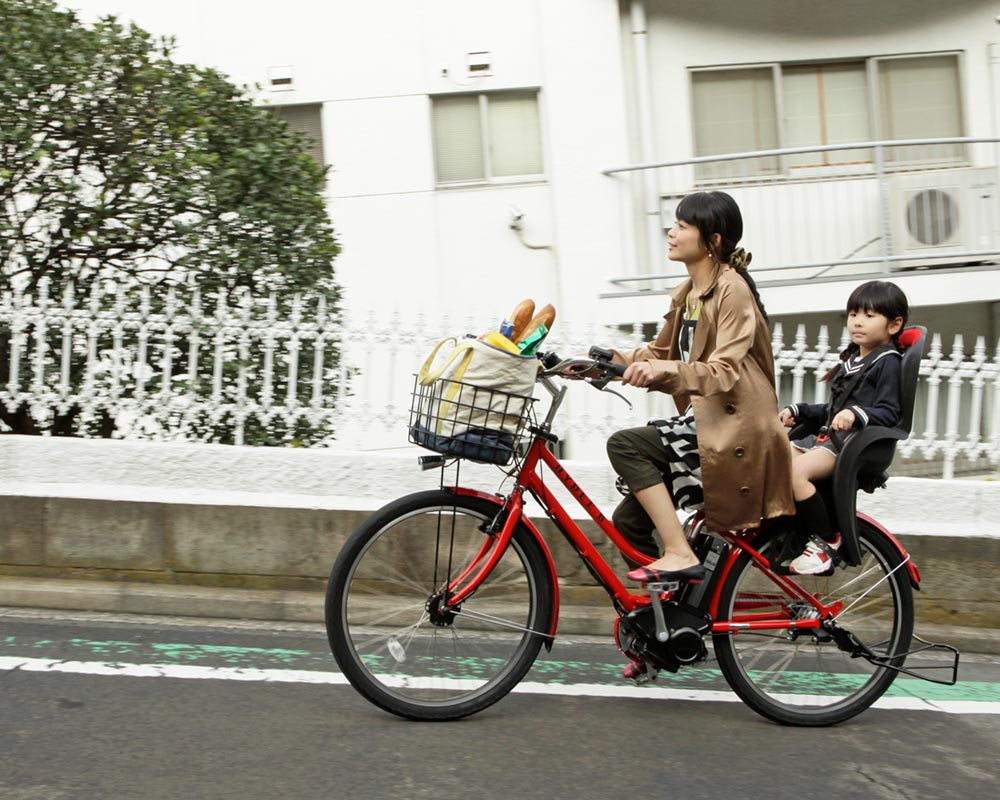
[{"left": 1, "top": 608, "right": 998, "bottom": 800}]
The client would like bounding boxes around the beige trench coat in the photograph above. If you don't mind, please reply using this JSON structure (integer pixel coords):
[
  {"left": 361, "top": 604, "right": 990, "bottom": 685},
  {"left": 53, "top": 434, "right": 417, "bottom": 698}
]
[{"left": 615, "top": 265, "right": 795, "bottom": 531}]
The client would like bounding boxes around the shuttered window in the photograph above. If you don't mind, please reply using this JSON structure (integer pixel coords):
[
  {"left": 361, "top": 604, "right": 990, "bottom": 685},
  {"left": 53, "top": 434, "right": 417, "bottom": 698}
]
[
  {"left": 692, "top": 68, "right": 779, "bottom": 179},
  {"left": 264, "top": 103, "right": 325, "bottom": 168},
  {"left": 432, "top": 95, "right": 485, "bottom": 183},
  {"left": 432, "top": 90, "right": 544, "bottom": 185},
  {"left": 782, "top": 62, "right": 871, "bottom": 167},
  {"left": 690, "top": 52, "right": 963, "bottom": 179},
  {"left": 878, "top": 54, "right": 963, "bottom": 165}
]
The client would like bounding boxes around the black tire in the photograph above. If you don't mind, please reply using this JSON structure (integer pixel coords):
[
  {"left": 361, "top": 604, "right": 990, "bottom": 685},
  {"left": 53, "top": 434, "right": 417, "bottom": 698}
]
[
  {"left": 713, "top": 518, "right": 915, "bottom": 726},
  {"left": 325, "top": 489, "right": 554, "bottom": 720}
]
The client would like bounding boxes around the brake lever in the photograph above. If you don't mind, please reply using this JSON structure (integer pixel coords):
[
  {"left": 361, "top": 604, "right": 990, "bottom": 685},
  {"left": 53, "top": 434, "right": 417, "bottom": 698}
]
[
  {"left": 584, "top": 346, "right": 632, "bottom": 408},
  {"left": 585, "top": 368, "right": 633, "bottom": 409},
  {"left": 594, "top": 382, "right": 633, "bottom": 410}
]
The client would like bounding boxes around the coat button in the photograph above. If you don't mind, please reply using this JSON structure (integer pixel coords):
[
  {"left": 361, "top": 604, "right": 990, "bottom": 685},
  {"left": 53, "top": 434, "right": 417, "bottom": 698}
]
[
  {"left": 734, "top": 447, "right": 745, "bottom": 458},
  {"left": 725, "top": 404, "right": 736, "bottom": 414},
  {"left": 739, "top": 486, "right": 750, "bottom": 496}
]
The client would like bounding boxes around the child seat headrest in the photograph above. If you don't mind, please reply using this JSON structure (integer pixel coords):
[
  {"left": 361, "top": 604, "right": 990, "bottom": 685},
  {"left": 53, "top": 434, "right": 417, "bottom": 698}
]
[{"left": 897, "top": 328, "right": 921, "bottom": 349}]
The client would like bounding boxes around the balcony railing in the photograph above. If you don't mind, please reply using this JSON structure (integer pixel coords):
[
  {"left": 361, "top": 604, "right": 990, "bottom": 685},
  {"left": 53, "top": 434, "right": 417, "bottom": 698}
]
[{"left": 602, "top": 137, "right": 1000, "bottom": 298}]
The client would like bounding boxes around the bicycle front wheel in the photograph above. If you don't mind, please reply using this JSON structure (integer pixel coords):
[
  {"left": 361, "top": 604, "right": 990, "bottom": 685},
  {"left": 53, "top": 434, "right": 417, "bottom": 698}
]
[
  {"left": 325, "top": 489, "right": 554, "bottom": 720},
  {"left": 714, "top": 518, "right": 914, "bottom": 726}
]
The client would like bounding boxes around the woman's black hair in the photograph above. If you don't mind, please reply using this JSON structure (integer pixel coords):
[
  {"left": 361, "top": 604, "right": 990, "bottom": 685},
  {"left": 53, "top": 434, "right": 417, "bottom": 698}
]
[
  {"left": 675, "top": 191, "right": 768, "bottom": 321},
  {"left": 823, "top": 280, "right": 910, "bottom": 381}
]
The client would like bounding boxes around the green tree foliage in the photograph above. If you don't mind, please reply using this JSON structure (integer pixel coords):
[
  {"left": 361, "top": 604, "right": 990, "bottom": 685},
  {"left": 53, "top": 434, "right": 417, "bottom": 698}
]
[{"left": 0, "top": 0, "right": 344, "bottom": 442}]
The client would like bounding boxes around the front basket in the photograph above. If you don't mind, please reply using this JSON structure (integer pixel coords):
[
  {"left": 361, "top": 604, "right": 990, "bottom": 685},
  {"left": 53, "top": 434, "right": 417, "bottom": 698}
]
[{"left": 408, "top": 376, "right": 534, "bottom": 465}]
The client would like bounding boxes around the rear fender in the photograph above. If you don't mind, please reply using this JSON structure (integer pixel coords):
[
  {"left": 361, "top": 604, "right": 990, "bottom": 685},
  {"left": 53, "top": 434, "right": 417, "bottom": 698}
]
[
  {"left": 857, "top": 512, "right": 922, "bottom": 589},
  {"left": 450, "top": 486, "right": 561, "bottom": 644}
]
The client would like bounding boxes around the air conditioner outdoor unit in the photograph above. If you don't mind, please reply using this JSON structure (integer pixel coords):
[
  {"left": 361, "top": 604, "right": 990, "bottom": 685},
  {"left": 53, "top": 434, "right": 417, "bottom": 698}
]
[{"left": 886, "top": 167, "right": 1000, "bottom": 270}]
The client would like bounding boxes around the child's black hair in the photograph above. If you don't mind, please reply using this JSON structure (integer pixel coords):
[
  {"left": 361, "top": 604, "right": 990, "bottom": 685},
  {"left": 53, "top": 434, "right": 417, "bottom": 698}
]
[
  {"left": 845, "top": 280, "right": 909, "bottom": 332},
  {"left": 823, "top": 280, "right": 910, "bottom": 381},
  {"left": 675, "top": 191, "right": 768, "bottom": 321}
]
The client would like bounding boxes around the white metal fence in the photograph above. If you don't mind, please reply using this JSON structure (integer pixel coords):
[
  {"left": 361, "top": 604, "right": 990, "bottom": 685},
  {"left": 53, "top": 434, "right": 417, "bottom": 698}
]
[
  {"left": 3, "top": 281, "right": 1000, "bottom": 478},
  {"left": 0, "top": 281, "right": 344, "bottom": 445}
]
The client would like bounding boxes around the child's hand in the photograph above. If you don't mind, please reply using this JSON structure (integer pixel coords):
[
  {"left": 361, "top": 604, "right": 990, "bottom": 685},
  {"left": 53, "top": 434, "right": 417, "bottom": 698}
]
[
  {"left": 830, "top": 409, "right": 857, "bottom": 431},
  {"left": 779, "top": 408, "right": 796, "bottom": 427}
]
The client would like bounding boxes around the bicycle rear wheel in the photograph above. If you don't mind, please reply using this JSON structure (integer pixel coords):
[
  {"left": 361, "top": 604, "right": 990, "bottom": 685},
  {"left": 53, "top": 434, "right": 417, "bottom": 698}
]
[
  {"left": 713, "top": 518, "right": 914, "bottom": 726},
  {"left": 325, "top": 489, "right": 554, "bottom": 720}
]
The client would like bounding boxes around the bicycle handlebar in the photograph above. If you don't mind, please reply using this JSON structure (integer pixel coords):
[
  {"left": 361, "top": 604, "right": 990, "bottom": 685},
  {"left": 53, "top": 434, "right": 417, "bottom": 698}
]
[
  {"left": 536, "top": 347, "right": 631, "bottom": 411},
  {"left": 537, "top": 348, "right": 625, "bottom": 382},
  {"left": 586, "top": 346, "right": 627, "bottom": 378}
]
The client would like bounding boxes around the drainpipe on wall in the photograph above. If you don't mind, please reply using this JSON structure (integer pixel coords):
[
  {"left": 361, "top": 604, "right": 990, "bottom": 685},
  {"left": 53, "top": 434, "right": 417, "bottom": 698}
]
[
  {"left": 991, "top": 43, "right": 1000, "bottom": 195},
  {"left": 629, "top": 0, "right": 664, "bottom": 276}
]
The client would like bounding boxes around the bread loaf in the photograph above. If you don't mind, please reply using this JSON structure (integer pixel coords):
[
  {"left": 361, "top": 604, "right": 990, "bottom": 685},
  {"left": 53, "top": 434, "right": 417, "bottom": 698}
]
[
  {"left": 517, "top": 303, "right": 556, "bottom": 344},
  {"left": 509, "top": 299, "right": 536, "bottom": 343}
]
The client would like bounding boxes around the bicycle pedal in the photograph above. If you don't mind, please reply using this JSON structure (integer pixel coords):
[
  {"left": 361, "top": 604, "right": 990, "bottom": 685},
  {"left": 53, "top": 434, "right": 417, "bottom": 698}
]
[
  {"left": 624, "top": 662, "right": 659, "bottom": 685},
  {"left": 646, "top": 580, "right": 680, "bottom": 593}
]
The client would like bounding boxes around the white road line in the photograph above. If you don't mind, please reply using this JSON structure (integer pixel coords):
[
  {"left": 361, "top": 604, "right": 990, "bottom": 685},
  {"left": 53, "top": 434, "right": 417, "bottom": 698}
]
[{"left": 3, "top": 656, "right": 998, "bottom": 715}]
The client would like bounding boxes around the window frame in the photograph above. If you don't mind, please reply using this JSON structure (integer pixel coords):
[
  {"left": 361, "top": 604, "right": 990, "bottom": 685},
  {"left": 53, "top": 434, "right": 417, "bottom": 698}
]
[
  {"left": 430, "top": 88, "right": 546, "bottom": 188},
  {"left": 687, "top": 51, "right": 967, "bottom": 183},
  {"left": 261, "top": 102, "right": 326, "bottom": 169}
]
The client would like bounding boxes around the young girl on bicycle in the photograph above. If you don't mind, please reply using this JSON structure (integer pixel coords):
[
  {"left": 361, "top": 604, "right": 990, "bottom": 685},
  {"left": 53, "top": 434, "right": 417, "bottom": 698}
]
[
  {"left": 778, "top": 280, "right": 909, "bottom": 574},
  {"left": 605, "top": 191, "right": 795, "bottom": 583}
]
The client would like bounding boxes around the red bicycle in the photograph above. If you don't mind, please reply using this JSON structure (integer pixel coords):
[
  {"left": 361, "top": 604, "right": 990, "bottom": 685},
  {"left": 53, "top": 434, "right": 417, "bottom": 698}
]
[{"left": 325, "top": 339, "right": 957, "bottom": 725}]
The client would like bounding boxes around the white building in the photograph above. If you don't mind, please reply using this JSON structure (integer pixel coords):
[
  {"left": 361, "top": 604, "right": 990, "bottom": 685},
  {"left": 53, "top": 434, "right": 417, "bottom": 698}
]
[{"left": 57, "top": 0, "right": 1000, "bottom": 458}]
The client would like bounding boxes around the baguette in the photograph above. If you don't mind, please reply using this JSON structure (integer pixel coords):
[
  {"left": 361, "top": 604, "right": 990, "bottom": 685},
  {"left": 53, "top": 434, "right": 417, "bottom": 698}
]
[
  {"left": 517, "top": 303, "right": 556, "bottom": 344},
  {"left": 508, "top": 299, "right": 536, "bottom": 343}
]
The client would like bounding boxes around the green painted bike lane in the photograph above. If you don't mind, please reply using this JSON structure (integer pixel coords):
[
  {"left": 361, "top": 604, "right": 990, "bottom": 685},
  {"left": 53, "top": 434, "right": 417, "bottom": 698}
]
[{"left": 2, "top": 631, "right": 997, "bottom": 706}]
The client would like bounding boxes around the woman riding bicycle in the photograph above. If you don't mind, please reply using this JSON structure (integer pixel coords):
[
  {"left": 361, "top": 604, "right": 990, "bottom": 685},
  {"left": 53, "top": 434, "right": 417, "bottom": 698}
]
[
  {"left": 328, "top": 190, "right": 955, "bottom": 722},
  {"left": 606, "top": 190, "right": 795, "bottom": 582}
]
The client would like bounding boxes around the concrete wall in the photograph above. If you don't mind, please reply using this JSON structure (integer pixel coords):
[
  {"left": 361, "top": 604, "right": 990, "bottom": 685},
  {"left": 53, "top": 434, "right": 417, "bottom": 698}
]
[
  {"left": 2, "top": 435, "right": 999, "bottom": 638},
  {"left": 2, "top": 493, "right": 998, "bottom": 631}
]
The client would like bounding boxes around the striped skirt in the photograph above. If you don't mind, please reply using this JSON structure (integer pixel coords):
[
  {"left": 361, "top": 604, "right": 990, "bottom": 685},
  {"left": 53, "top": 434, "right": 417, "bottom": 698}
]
[{"left": 648, "top": 412, "right": 704, "bottom": 512}]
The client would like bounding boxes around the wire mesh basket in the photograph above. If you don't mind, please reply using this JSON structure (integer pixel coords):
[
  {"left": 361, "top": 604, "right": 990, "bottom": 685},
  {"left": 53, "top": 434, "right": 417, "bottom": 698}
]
[{"left": 408, "top": 376, "right": 536, "bottom": 465}]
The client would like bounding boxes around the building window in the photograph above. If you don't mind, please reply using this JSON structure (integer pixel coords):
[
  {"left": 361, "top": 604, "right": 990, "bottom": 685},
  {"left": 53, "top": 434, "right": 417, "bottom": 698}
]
[
  {"left": 782, "top": 62, "right": 871, "bottom": 167},
  {"left": 691, "top": 67, "right": 779, "bottom": 177},
  {"left": 690, "top": 53, "right": 963, "bottom": 180},
  {"left": 263, "top": 103, "right": 325, "bottom": 168},
  {"left": 432, "top": 90, "right": 544, "bottom": 185},
  {"left": 878, "top": 55, "right": 963, "bottom": 165}
]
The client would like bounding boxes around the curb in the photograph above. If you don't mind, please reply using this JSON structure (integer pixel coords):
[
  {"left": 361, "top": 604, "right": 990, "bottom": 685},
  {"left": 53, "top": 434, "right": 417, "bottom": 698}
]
[{"left": 1, "top": 576, "right": 997, "bottom": 657}]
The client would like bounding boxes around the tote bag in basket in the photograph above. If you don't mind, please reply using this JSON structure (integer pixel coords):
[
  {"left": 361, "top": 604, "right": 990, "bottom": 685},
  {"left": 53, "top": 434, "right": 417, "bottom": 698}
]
[{"left": 409, "top": 337, "right": 538, "bottom": 464}]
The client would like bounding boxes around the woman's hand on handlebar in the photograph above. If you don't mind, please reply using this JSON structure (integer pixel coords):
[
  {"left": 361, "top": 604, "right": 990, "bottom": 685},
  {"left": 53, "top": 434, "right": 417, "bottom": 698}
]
[{"left": 622, "top": 361, "right": 654, "bottom": 388}]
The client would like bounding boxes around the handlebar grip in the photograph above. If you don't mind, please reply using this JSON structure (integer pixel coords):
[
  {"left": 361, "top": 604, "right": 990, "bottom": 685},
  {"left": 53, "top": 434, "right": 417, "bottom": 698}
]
[{"left": 588, "top": 346, "right": 626, "bottom": 377}]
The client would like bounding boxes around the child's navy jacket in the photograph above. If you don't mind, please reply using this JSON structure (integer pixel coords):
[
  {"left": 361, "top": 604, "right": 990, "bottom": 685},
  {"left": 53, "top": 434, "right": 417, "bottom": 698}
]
[{"left": 785, "top": 347, "right": 903, "bottom": 429}]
